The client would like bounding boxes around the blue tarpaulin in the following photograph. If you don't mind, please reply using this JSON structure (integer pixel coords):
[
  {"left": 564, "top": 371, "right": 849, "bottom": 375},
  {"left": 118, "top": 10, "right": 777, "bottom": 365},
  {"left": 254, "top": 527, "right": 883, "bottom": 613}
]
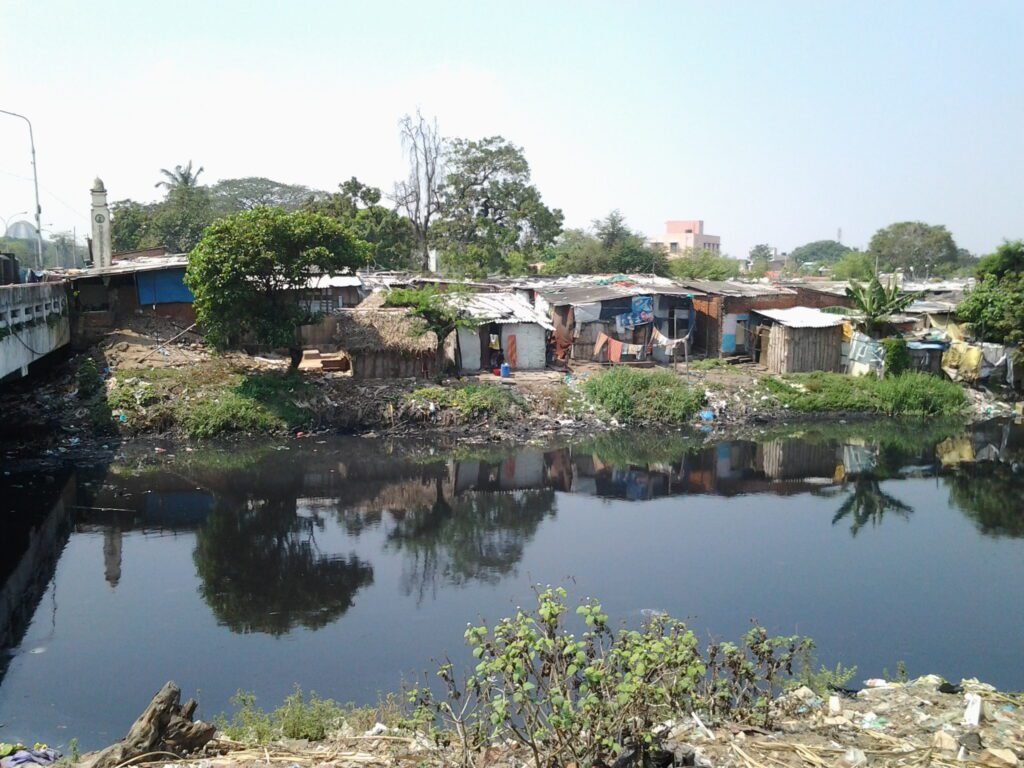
[{"left": 136, "top": 268, "right": 194, "bottom": 305}]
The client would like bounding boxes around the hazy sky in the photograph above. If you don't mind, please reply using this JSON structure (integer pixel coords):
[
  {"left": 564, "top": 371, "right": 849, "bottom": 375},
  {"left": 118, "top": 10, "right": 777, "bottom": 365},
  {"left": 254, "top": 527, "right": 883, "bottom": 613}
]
[{"left": 1, "top": 0, "right": 1021, "bottom": 258}]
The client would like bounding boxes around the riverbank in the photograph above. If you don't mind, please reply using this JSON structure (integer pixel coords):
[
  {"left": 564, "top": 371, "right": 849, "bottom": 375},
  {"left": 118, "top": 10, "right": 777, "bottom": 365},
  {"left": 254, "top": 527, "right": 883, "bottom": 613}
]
[{"left": 2, "top": 348, "right": 1014, "bottom": 457}]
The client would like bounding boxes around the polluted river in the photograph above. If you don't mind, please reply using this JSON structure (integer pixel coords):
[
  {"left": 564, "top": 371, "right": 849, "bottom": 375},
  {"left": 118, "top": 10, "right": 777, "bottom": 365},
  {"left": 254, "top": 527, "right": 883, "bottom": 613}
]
[{"left": 1, "top": 419, "right": 1023, "bottom": 750}]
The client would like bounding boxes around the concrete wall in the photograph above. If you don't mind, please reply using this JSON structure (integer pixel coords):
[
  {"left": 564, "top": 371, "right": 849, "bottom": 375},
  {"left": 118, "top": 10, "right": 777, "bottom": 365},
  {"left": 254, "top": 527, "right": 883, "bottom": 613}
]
[
  {"left": 1, "top": 282, "right": 70, "bottom": 380},
  {"left": 501, "top": 322, "right": 546, "bottom": 370}
]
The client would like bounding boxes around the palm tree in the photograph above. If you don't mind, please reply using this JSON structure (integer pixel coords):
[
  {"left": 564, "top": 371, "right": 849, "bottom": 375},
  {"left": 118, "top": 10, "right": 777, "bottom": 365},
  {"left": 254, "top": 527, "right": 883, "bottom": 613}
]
[
  {"left": 845, "top": 277, "right": 916, "bottom": 336},
  {"left": 156, "top": 160, "right": 204, "bottom": 191},
  {"left": 832, "top": 476, "right": 914, "bottom": 536}
]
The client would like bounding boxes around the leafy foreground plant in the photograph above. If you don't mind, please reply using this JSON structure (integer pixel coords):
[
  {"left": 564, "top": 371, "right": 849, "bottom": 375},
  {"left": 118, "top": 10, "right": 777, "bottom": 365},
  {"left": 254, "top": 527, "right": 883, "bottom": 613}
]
[
  {"left": 407, "top": 587, "right": 812, "bottom": 768},
  {"left": 583, "top": 367, "right": 707, "bottom": 424}
]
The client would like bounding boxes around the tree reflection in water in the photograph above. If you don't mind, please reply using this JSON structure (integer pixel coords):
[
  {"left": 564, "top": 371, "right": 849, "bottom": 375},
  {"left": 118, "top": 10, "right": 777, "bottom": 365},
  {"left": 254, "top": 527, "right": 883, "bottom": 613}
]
[
  {"left": 385, "top": 475, "right": 555, "bottom": 602},
  {"left": 831, "top": 476, "right": 914, "bottom": 536},
  {"left": 194, "top": 493, "right": 373, "bottom": 636},
  {"left": 946, "top": 463, "right": 1024, "bottom": 538}
]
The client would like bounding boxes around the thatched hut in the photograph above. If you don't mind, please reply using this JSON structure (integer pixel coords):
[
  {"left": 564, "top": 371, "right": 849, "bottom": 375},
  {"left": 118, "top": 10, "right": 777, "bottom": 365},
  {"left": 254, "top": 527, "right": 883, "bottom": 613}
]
[{"left": 331, "top": 308, "right": 441, "bottom": 379}]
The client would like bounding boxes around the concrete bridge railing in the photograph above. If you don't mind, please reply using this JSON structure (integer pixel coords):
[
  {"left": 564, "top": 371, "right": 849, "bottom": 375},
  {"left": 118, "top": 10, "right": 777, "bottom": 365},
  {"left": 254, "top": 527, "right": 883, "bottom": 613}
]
[{"left": 0, "top": 281, "right": 71, "bottom": 380}]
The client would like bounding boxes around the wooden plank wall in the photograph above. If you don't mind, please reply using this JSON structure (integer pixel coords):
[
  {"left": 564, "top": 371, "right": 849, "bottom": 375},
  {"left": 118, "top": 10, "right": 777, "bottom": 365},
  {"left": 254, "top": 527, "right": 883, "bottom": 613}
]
[{"left": 766, "top": 325, "right": 842, "bottom": 374}]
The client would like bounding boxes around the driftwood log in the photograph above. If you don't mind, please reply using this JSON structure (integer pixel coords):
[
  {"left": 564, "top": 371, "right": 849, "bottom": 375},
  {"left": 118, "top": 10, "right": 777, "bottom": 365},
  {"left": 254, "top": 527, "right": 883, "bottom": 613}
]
[{"left": 82, "top": 681, "right": 216, "bottom": 768}]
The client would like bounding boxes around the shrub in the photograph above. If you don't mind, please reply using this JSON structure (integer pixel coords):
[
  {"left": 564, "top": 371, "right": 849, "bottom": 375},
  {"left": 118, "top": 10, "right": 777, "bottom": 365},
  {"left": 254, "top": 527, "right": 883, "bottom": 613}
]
[
  {"left": 763, "top": 372, "right": 966, "bottom": 417},
  {"left": 408, "top": 384, "right": 528, "bottom": 420},
  {"left": 582, "top": 367, "right": 706, "bottom": 424},
  {"left": 880, "top": 338, "right": 910, "bottom": 377},
  {"left": 77, "top": 357, "right": 102, "bottom": 399},
  {"left": 409, "top": 588, "right": 811, "bottom": 768},
  {"left": 873, "top": 373, "right": 966, "bottom": 416}
]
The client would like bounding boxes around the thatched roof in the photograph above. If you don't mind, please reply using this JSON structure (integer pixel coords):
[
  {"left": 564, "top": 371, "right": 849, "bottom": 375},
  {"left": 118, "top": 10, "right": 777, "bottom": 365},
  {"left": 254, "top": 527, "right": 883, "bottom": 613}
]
[{"left": 333, "top": 309, "right": 437, "bottom": 354}]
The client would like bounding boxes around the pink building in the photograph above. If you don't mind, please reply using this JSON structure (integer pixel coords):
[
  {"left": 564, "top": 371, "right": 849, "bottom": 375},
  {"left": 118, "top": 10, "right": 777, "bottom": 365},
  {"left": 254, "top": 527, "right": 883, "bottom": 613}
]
[{"left": 650, "top": 220, "right": 721, "bottom": 257}]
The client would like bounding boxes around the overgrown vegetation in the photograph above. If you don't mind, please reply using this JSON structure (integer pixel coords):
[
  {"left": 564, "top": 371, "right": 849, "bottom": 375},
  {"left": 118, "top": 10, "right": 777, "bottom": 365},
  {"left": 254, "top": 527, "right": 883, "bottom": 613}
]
[
  {"left": 215, "top": 687, "right": 402, "bottom": 744},
  {"left": 880, "top": 338, "right": 910, "bottom": 377},
  {"left": 408, "top": 384, "right": 528, "bottom": 420},
  {"left": 582, "top": 367, "right": 706, "bottom": 424},
  {"left": 106, "top": 364, "right": 313, "bottom": 438},
  {"left": 76, "top": 357, "right": 102, "bottom": 398},
  {"left": 407, "top": 587, "right": 811, "bottom": 768},
  {"left": 762, "top": 372, "right": 966, "bottom": 416},
  {"left": 957, "top": 240, "right": 1024, "bottom": 344},
  {"left": 689, "top": 357, "right": 739, "bottom": 372}
]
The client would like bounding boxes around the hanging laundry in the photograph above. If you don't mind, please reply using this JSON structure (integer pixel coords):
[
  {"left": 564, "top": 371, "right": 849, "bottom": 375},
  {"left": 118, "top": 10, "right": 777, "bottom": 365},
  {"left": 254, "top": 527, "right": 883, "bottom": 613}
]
[
  {"left": 651, "top": 326, "right": 688, "bottom": 348},
  {"left": 621, "top": 342, "right": 643, "bottom": 356},
  {"left": 593, "top": 332, "right": 609, "bottom": 357},
  {"left": 608, "top": 338, "right": 623, "bottom": 362}
]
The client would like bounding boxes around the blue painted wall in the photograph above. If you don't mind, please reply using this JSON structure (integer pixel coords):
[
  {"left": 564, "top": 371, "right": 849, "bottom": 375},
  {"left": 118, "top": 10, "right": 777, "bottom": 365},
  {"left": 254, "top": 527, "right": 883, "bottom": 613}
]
[{"left": 136, "top": 268, "right": 194, "bottom": 305}]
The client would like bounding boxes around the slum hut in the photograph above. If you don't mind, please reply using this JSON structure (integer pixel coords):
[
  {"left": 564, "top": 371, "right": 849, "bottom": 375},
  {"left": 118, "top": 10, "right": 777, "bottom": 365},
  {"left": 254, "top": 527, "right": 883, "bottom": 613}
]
[
  {"left": 751, "top": 307, "right": 846, "bottom": 374},
  {"left": 63, "top": 252, "right": 194, "bottom": 347},
  {"left": 328, "top": 307, "right": 442, "bottom": 379},
  {"left": 535, "top": 276, "right": 700, "bottom": 364},
  {"left": 681, "top": 280, "right": 798, "bottom": 359},
  {"left": 451, "top": 292, "right": 554, "bottom": 372}
]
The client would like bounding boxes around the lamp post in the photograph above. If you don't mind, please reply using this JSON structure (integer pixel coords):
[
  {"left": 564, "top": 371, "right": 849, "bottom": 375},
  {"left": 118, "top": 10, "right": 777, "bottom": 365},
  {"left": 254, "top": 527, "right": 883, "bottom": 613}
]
[{"left": 0, "top": 109, "right": 43, "bottom": 270}]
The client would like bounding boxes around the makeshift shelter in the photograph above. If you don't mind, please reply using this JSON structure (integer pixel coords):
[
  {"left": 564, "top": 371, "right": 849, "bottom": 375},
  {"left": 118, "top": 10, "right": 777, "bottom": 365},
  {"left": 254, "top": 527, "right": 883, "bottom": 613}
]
[
  {"left": 451, "top": 292, "right": 553, "bottom": 372},
  {"left": 533, "top": 276, "right": 699, "bottom": 363},
  {"left": 681, "top": 280, "right": 798, "bottom": 358},
  {"left": 329, "top": 308, "right": 441, "bottom": 379},
  {"left": 752, "top": 307, "right": 846, "bottom": 374}
]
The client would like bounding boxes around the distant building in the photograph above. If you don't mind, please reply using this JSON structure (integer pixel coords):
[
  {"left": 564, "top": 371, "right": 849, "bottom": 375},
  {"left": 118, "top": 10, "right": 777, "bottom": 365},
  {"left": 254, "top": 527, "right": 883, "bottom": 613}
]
[{"left": 650, "top": 220, "right": 721, "bottom": 257}]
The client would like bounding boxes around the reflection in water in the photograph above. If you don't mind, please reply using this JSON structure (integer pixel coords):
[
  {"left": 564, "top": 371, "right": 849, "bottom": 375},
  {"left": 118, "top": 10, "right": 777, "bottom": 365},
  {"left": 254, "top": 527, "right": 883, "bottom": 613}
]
[{"left": 2, "top": 420, "right": 1024, "bottom": 746}]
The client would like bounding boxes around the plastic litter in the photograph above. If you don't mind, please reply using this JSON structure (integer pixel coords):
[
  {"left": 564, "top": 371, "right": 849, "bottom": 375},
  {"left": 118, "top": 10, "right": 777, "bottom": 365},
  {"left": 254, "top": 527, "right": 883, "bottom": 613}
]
[{"left": 964, "top": 692, "right": 983, "bottom": 726}]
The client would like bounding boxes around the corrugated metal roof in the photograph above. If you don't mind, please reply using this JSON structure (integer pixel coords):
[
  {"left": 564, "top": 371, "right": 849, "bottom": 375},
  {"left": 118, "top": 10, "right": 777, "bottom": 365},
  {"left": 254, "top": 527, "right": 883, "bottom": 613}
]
[
  {"left": 679, "top": 279, "right": 796, "bottom": 297},
  {"left": 62, "top": 255, "right": 189, "bottom": 278},
  {"left": 306, "top": 274, "right": 364, "bottom": 288},
  {"left": 452, "top": 292, "right": 555, "bottom": 330},
  {"left": 753, "top": 306, "right": 847, "bottom": 328}
]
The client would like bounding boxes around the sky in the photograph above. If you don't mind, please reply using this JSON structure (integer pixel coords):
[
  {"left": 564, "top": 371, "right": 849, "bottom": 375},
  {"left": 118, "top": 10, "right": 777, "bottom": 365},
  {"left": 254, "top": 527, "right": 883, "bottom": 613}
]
[{"left": 1, "top": 0, "right": 1021, "bottom": 258}]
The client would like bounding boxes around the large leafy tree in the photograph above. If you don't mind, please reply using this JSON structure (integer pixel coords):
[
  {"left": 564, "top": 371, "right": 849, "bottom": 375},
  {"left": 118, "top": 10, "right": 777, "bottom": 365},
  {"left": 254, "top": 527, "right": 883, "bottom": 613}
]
[
  {"left": 305, "top": 176, "right": 416, "bottom": 270},
  {"left": 667, "top": 248, "right": 740, "bottom": 280},
  {"left": 186, "top": 208, "right": 365, "bottom": 364},
  {"left": 957, "top": 240, "right": 1024, "bottom": 343},
  {"left": 209, "top": 176, "right": 316, "bottom": 214},
  {"left": 434, "top": 136, "right": 563, "bottom": 276},
  {"left": 148, "top": 185, "right": 215, "bottom": 253},
  {"left": 544, "top": 212, "right": 667, "bottom": 276},
  {"left": 830, "top": 250, "right": 874, "bottom": 280},
  {"left": 868, "top": 221, "right": 959, "bottom": 274},
  {"left": 111, "top": 199, "right": 157, "bottom": 252},
  {"left": 789, "top": 239, "right": 851, "bottom": 265}
]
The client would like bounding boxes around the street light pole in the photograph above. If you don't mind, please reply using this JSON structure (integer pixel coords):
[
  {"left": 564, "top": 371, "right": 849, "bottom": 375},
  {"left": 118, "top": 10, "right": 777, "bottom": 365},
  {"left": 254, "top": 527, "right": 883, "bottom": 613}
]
[
  {"left": 1, "top": 211, "right": 28, "bottom": 236},
  {"left": 0, "top": 109, "right": 43, "bottom": 270}
]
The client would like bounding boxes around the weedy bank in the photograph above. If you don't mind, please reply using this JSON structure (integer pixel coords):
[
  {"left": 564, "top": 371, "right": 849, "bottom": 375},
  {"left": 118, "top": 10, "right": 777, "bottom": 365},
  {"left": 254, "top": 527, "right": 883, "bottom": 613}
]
[
  {"left": 582, "top": 366, "right": 707, "bottom": 425},
  {"left": 762, "top": 371, "right": 967, "bottom": 417}
]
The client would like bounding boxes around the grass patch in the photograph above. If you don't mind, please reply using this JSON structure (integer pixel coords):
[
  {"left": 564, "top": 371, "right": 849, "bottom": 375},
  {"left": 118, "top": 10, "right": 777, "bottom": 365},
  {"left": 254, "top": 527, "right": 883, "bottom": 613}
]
[
  {"left": 407, "top": 383, "right": 528, "bottom": 420},
  {"left": 573, "top": 431, "right": 704, "bottom": 466},
  {"left": 107, "top": 363, "right": 314, "bottom": 438},
  {"left": 582, "top": 367, "right": 706, "bottom": 425},
  {"left": 688, "top": 357, "right": 739, "bottom": 372},
  {"left": 215, "top": 687, "right": 403, "bottom": 744},
  {"left": 762, "top": 372, "right": 966, "bottom": 417}
]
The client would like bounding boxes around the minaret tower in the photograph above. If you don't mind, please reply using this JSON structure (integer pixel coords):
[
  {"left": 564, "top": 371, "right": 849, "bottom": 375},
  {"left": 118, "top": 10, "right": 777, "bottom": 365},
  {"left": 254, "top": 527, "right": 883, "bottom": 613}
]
[{"left": 90, "top": 177, "right": 112, "bottom": 268}]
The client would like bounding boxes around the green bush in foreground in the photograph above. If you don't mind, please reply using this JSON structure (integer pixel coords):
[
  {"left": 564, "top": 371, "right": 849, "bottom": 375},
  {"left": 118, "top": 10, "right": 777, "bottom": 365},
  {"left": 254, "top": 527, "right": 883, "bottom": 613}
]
[
  {"left": 582, "top": 367, "right": 706, "bottom": 424},
  {"left": 408, "top": 384, "right": 528, "bottom": 420},
  {"left": 880, "top": 338, "right": 910, "bottom": 377},
  {"left": 408, "top": 588, "right": 811, "bottom": 768},
  {"left": 763, "top": 372, "right": 966, "bottom": 416}
]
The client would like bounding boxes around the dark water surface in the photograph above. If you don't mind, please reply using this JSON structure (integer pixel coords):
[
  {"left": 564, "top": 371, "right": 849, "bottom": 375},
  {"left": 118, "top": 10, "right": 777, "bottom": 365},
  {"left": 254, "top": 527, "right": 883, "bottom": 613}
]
[{"left": 2, "top": 420, "right": 1023, "bottom": 748}]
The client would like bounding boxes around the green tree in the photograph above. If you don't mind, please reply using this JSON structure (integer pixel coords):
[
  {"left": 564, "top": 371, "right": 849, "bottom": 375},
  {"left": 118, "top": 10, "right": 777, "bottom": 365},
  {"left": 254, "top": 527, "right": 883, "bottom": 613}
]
[
  {"left": 186, "top": 207, "right": 365, "bottom": 365},
  {"left": 209, "top": 176, "right": 316, "bottom": 214},
  {"left": 867, "top": 221, "right": 959, "bottom": 274},
  {"left": 304, "top": 177, "right": 416, "bottom": 270},
  {"left": 748, "top": 243, "right": 773, "bottom": 276},
  {"left": 789, "top": 239, "right": 851, "bottom": 265},
  {"left": 668, "top": 248, "right": 741, "bottom": 280},
  {"left": 383, "top": 285, "right": 474, "bottom": 377},
  {"left": 543, "top": 213, "right": 667, "bottom": 275},
  {"left": 156, "top": 160, "right": 204, "bottom": 191},
  {"left": 149, "top": 185, "right": 215, "bottom": 253},
  {"left": 830, "top": 250, "right": 875, "bottom": 280},
  {"left": 957, "top": 240, "right": 1024, "bottom": 343},
  {"left": 845, "top": 277, "right": 916, "bottom": 336},
  {"left": 434, "top": 136, "right": 563, "bottom": 276},
  {"left": 111, "top": 199, "right": 157, "bottom": 252}
]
